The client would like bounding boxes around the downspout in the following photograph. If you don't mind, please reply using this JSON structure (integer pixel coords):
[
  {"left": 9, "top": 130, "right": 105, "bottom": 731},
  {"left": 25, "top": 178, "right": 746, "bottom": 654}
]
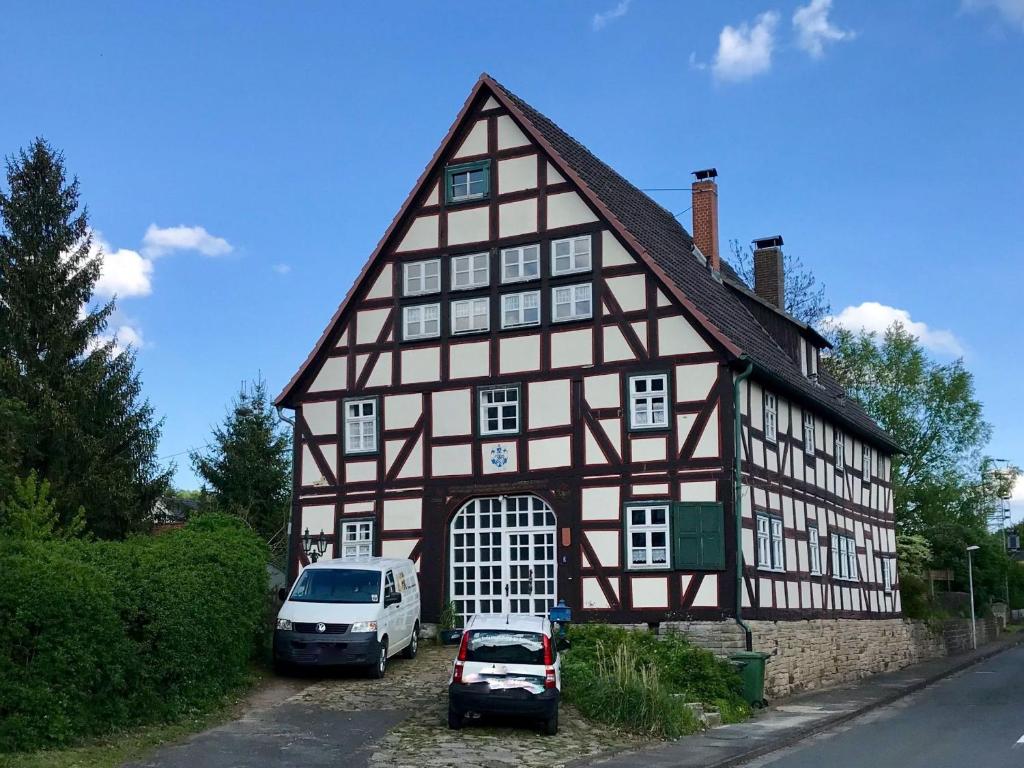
[{"left": 733, "top": 360, "right": 754, "bottom": 651}]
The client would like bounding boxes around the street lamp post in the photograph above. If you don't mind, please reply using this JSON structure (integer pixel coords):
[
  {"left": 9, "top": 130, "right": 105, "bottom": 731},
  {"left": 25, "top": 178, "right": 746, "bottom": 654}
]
[{"left": 967, "top": 545, "right": 980, "bottom": 650}]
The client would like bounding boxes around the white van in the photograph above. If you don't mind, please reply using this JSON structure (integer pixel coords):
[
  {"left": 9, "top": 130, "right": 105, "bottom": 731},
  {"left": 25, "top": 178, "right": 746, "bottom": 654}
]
[{"left": 274, "top": 557, "right": 420, "bottom": 678}]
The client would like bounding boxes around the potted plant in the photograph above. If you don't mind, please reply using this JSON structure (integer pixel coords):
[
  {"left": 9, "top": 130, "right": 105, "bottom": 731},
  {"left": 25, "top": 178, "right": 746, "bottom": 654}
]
[{"left": 439, "top": 600, "right": 463, "bottom": 645}]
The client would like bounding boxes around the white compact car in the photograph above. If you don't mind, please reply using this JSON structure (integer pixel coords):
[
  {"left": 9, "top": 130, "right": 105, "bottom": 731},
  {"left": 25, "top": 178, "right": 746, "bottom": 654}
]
[
  {"left": 274, "top": 557, "right": 420, "bottom": 678},
  {"left": 448, "top": 613, "right": 562, "bottom": 735}
]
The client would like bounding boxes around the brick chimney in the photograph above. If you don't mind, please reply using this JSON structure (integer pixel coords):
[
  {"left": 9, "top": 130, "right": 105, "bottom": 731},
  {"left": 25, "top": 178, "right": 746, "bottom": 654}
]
[
  {"left": 753, "top": 235, "right": 785, "bottom": 309},
  {"left": 691, "top": 168, "right": 719, "bottom": 272}
]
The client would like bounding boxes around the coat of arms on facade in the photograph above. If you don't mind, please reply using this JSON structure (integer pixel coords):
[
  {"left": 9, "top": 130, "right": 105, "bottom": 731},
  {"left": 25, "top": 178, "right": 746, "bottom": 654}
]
[{"left": 490, "top": 445, "right": 509, "bottom": 468}]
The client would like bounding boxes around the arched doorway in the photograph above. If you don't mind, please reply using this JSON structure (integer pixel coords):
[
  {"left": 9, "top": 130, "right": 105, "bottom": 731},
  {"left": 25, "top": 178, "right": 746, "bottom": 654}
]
[{"left": 449, "top": 495, "right": 557, "bottom": 622}]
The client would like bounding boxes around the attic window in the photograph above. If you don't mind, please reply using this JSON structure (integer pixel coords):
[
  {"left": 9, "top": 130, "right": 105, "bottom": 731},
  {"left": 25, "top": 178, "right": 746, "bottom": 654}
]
[{"left": 445, "top": 160, "right": 490, "bottom": 204}]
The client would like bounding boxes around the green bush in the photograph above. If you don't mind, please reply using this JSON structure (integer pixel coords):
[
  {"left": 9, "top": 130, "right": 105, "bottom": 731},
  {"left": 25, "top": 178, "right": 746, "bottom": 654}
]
[
  {"left": 561, "top": 624, "right": 749, "bottom": 738},
  {"left": 0, "top": 514, "right": 267, "bottom": 752}
]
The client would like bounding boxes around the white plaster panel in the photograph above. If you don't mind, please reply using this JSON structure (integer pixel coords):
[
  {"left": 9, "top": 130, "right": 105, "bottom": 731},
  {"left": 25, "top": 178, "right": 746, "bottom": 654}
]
[
  {"left": 308, "top": 356, "right": 346, "bottom": 392},
  {"left": 657, "top": 315, "right": 711, "bottom": 355},
  {"left": 546, "top": 191, "right": 598, "bottom": 230},
  {"left": 396, "top": 215, "right": 439, "bottom": 252},
  {"left": 498, "top": 155, "right": 537, "bottom": 194},
  {"left": 344, "top": 501, "right": 375, "bottom": 514},
  {"left": 499, "top": 198, "right": 537, "bottom": 237},
  {"left": 551, "top": 328, "right": 593, "bottom": 368},
  {"left": 584, "top": 429, "right": 604, "bottom": 465},
  {"left": 583, "top": 578, "right": 611, "bottom": 609},
  {"left": 680, "top": 481, "right": 717, "bottom": 502},
  {"left": 692, "top": 406, "right": 719, "bottom": 458},
  {"left": 301, "top": 446, "right": 324, "bottom": 485},
  {"left": 381, "top": 538, "right": 418, "bottom": 562},
  {"left": 431, "top": 444, "right": 472, "bottom": 476},
  {"left": 742, "top": 528, "right": 755, "bottom": 565},
  {"left": 529, "top": 436, "right": 571, "bottom": 470},
  {"left": 385, "top": 439, "right": 403, "bottom": 475},
  {"left": 656, "top": 289, "right": 670, "bottom": 307},
  {"left": 631, "top": 436, "right": 666, "bottom": 462},
  {"left": 693, "top": 575, "right": 719, "bottom": 607},
  {"left": 385, "top": 393, "right": 421, "bottom": 430},
  {"left": 602, "top": 325, "right": 635, "bottom": 362},
  {"left": 382, "top": 497, "right": 422, "bottom": 531},
  {"left": 585, "top": 530, "right": 620, "bottom": 568},
  {"left": 356, "top": 308, "right": 390, "bottom": 345},
  {"left": 366, "top": 264, "right": 393, "bottom": 300},
  {"left": 303, "top": 401, "right": 336, "bottom": 436},
  {"left": 676, "top": 413, "right": 697, "bottom": 447},
  {"left": 529, "top": 379, "right": 571, "bottom": 429},
  {"left": 631, "top": 577, "right": 669, "bottom": 608},
  {"left": 422, "top": 182, "right": 439, "bottom": 207},
  {"left": 365, "top": 352, "right": 392, "bottom": 388},
  {"left": 398, "top": 436, "right": 423, "bottom": 479},
  {"left": 496, "top": 115, "right": 530, "bottom": 149},
  {"left": 546, "top": 162, "right": 566, "bottom": 184},
  {"left": 432, "top": 389, "right": 472, "bottom": 437},
  {"left": 401, "top": 347, "right": 440, "bottom": 384},
  {"left": 302, "top": 504, "right": 335, "bottom": 536},
  {"left": 346, "top": 460, "right": 376, "bottom": 483},
  {"left": 584, "top": 373, "right": 619, "bottom": 409},
  {"left": 631, "top": 321, "right": 648, "bottom": 353},
  {"left": 787, "top": 582, "right": 799, "bottom": 609},
  {"left": 500, "top": 334, "right": 540, "bottom": 373},
  {"left": 633, "top": 483, "right": 669, "bottom": 496},
  {"left": 482, "top": 96, "right": 500, "bottom": 110},
  {"left": 450, "top": 340, "right": 490, "bottom": 379},
  {"left": 582, "top": 486, "right": 620, "bottom": 520},
  {"left": 759, "top": 578, "right": 773, "bottom": 607},
  {"left": 605, "top": 274, "right": 647, "bottom": 313},
  {"left": 775, "top": 580, "right": 787, "bottom": 608},
  {"left": 454, "top": 119, "right": 488, "bottom": 158},
  {"left": 676, "top": 363, "right": 718, "bottom": 403},
  {"left": 602, "top": 230, "right": 636, "bottom": 267},
  {"left": 598, "top": 418, "right": 622, "bottom": 457},
  {"left": 447, "top": 206, "right": 489, "bottom": 245}
]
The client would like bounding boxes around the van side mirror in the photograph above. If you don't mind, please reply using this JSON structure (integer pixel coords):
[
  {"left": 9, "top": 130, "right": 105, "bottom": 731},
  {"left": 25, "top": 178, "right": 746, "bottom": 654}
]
[
  {"left": 385, "top": 591, "right": 402, "bottom": 606},
  {"left": 278, "top": 587, "right": 288, "bottom": 602}
]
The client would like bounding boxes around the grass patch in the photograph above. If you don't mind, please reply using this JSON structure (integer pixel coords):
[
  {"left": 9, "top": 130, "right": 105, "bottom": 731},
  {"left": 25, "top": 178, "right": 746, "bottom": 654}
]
[{"left": 561, "top": 624, "right": 750, "bottom": 739}]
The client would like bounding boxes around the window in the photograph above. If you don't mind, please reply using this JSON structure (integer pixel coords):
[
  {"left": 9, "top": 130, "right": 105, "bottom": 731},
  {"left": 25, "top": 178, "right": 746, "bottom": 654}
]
[
  {"left": 451, "top": 252, "right": 489, "bottom": 290},
  {"left": 451, "top": 297, "right": 489, "bottom": 335},
  {"left": 479, "top": 385, "right": 520, "bottom": 436},
  {"left": 403, "top": 259, "right": 440, "bottom": 296},
  {"left": 764, "top": 391, "right": 778, "bottom": 443},
  {"left": 627, "top": 504, "right": 670, "bottom": 569},
  {"left": 756, "top": 512, "right": 785, "bottom": 571},
  {"left": 501, "top": 244, "right": 540, "bottom": 283},
  {"left": 881, "top": 558, "right": 892, "bottom": 593},
  {"left": 803, "top": 411, "right": 815, "bottom": 453},
  {"left": 834, "top": 429, "right": 845, "bottom": 470},
  {"left": 340, "top": 519, "right": 373, "bottom": 559},
  {"left": 551, "top": 283, "right": 592, "bottom": 322},
  {"left": 628, "top": 373, "right": 669, "bottom": 430},
  {"left": 502, "top": 290, "right": 540, "bottom": 328},
  {"left": 551, "top": 235, "right": 592, "bottom": 275},
  {"left": 384, "top": 570, "right": 397, "bottom": 598},
  {"left": 344, "top": 398, "right": 377, "bottom": 454},
  {"left": 862, "top": 444, "right": 872, "bottom": 483},
  {"left": 445, "top": 160, "right": 490, "bottom": 204},
  {"left": 831, "top": 533, "right": 858, "bottom": 581},
  {"left": 808, "top": 525, "right": 822, "bottom": 575},
  {"left": 403, "top": 303, "right": 440, "bottom": 340}
]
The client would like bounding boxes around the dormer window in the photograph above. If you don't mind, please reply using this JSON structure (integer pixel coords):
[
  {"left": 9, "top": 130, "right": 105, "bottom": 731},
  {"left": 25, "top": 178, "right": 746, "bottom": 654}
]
[{"left": 445, "top": 160, "right": 490, "bottom": 204}]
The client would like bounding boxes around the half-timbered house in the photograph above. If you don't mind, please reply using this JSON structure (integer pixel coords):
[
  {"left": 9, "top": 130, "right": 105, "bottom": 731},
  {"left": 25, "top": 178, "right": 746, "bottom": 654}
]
[{"left": 275, "top": 74, "right": 901, "bottom": 638}]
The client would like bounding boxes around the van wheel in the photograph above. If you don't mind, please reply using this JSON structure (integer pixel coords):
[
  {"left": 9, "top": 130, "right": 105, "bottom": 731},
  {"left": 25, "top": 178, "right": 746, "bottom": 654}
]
[
  {"left": 448, "top": 704, "right": 463, "bottom": 730},
  {"left": 543, "top": 708, "right": 558, "bottom": 736},
  {"left": 370, "top": 639, "right": 388, "bottom": 679},
  {"left": 402, "top": 623, "right": 419, "bottom": 659}
]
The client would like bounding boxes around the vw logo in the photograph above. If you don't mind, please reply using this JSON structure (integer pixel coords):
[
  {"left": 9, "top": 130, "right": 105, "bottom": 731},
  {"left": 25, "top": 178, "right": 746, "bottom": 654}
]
[{"left": 316, "top": 622, "right": 326, "bottom": 633}]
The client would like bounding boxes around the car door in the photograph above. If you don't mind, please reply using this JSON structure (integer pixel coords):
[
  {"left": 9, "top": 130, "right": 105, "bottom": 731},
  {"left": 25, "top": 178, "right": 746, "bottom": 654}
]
[{"left": 382, "top": 569, "right": 404, "bottom": 652}]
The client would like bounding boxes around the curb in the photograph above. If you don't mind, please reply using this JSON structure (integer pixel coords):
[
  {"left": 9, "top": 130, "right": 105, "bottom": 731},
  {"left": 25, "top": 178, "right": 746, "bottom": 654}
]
[{"left": 703, "top": 633, "right": 1024, "bottom": 768}]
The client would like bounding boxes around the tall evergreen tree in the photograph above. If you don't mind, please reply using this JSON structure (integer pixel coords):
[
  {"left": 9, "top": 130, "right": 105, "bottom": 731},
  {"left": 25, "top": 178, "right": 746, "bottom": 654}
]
[
  {"left": 0, "top": 138, "right": 170, "bottom": 537},
  {"left": 191, "top": 378, "right": 291, "bottom": 546}
]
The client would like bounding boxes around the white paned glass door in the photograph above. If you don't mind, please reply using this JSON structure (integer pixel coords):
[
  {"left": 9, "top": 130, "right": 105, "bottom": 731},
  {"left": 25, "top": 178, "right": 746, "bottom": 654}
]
[{"left": 450, "top": 495, "right": 557, "bottom": 623}]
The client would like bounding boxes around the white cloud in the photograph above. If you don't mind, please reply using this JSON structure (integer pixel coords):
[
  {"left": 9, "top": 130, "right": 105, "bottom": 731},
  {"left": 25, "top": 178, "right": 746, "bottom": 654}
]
[
  {"left": 90, "top": 233, "right": 154, "bottom": 299},
  {"left": 963, "top": 0, "right": 1024, "bottom": 30},
  {"left": 272, "top": 263, "right": 291, "bottom": 275},
  {"left": 142, "top": 224, "right": 233, "bottom": 258},
  {"left": 826, "top": 302, "right": 965, "bottom": 357},
  {"left": 592, "top": 0, "right": 631, "bottom": 30},
  {"left": 713, "top": 11, "right": 779, "bottom": 82},
  {"left": 688, "top": 51, "right": 708, "bottom": 71},
  {"left": 793, "top": 0, "right": 855, "bottom": 58}
]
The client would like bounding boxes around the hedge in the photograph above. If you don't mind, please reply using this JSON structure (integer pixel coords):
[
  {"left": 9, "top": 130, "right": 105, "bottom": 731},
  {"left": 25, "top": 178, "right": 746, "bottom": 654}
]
[{"left": 0, "top": 514, "right": 267, "bottom": 753}]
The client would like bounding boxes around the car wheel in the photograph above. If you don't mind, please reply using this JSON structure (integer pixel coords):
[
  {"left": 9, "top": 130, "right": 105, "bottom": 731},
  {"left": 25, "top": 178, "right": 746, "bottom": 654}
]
[
  {"left": 370, "top": 639, "right": 388, "bottom": 679},
  {"left": 543, "top": 708, "right": 558, "bottom": 736},
  {"left": 448, "top": 704, "right": 463, "bottom": 730},
  {"left": 402, "top": 623, "right": 419, "bottom": 659}
]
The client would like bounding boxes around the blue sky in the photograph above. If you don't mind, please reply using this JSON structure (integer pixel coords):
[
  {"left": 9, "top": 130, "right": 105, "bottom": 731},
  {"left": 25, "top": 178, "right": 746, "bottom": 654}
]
[{"left": 1, "top": 1, "right": 1022, "bottom": 516}]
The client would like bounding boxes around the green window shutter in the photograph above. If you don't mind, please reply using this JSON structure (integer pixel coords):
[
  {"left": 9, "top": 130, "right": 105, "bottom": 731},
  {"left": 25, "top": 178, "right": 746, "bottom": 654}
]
[{"left": 672, "top": 502, "right": 725, "bottom": 571}]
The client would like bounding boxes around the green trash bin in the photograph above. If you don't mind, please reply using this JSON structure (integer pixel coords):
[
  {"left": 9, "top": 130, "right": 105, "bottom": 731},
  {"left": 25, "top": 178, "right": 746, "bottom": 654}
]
[{"left": 729, "top": 651, "right": 770, "bottom": 707}]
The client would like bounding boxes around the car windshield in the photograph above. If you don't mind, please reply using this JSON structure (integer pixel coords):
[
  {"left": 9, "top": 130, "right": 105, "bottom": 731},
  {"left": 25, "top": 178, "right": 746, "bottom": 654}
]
[
  {"left": 289, "top": 568, "right": 381, "bottom": 604},
  {"left": 464, "top": 630, "right": 547, "bottom": 665}
]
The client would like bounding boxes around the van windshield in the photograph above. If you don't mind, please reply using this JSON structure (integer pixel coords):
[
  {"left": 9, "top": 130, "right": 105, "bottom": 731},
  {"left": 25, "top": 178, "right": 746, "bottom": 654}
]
[
  {"left": 464, "top": 630, "right": 546, "bottom": 665},
  {"left": 289, "top": 569, "right": 381, "bottom": 604}
]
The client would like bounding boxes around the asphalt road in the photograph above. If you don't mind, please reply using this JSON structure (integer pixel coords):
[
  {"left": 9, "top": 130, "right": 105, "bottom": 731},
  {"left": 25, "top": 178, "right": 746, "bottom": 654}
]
[{"left": 742, "top": 643, "right": 1024, "bottom": 768}]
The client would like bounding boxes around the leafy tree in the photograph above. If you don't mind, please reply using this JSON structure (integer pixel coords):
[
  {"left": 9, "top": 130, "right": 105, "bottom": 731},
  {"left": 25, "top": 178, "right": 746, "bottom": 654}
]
[
  {"left": 0, "top": 470, "right": 85, "bottom": 540},
  {"left": 191, "top": 378, "right": 291, "bottom": 545},
  {"left": 727, "top": 239, "right": 831, "bottom": 327},
  {"left": 0, "top": 138, "right": 170, "bottom": 537}
]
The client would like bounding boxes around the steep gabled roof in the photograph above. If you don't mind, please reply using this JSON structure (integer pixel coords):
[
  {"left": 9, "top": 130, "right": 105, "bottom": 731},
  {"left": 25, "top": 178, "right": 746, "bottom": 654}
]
[{"left": 277, "top": 74, "right": 895, "bottom": 452}]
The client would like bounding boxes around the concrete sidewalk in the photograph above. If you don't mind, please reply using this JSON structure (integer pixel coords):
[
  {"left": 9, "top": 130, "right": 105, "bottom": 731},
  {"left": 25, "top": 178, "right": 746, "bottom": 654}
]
[{"left": 580, "top": 631, "right": 1024, "bottom": 768}]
